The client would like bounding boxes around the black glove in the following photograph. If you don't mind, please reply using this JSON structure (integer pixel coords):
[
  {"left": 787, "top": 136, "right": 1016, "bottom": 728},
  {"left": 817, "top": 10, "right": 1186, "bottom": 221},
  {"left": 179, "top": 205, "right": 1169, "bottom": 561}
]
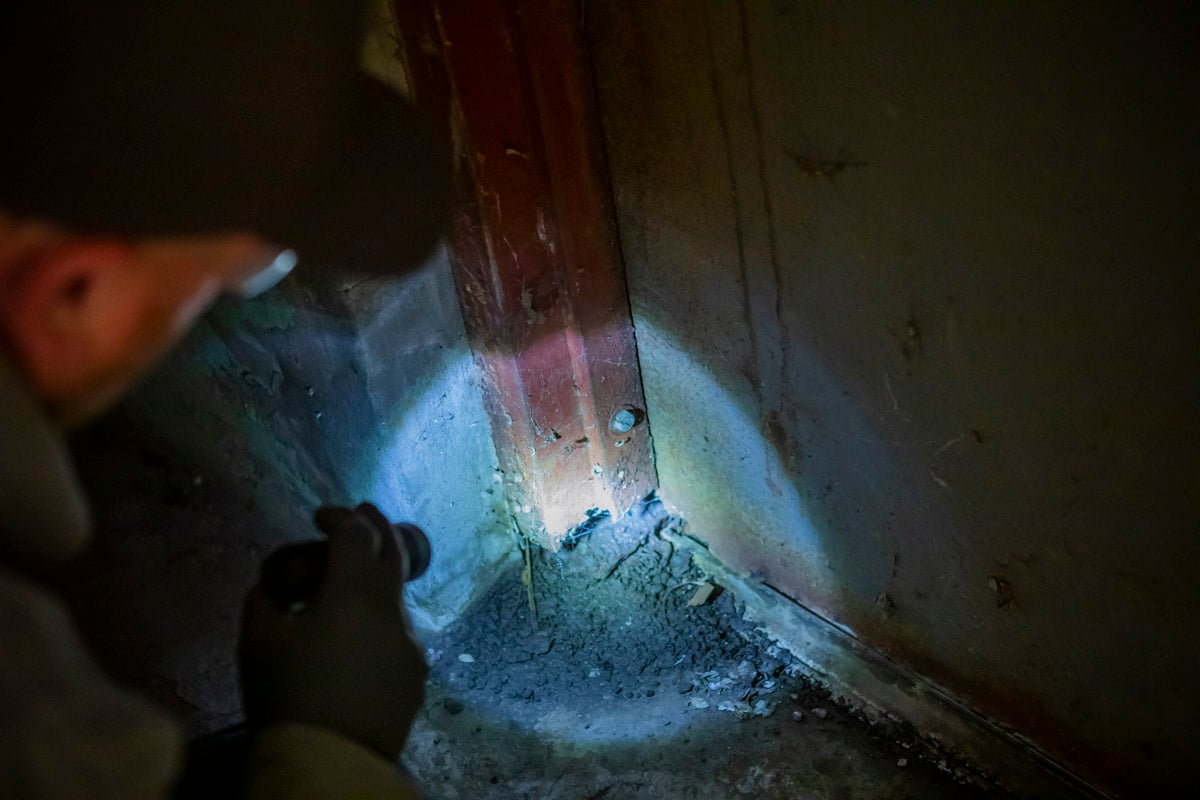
[{"left": 239, "top": 503, "right": 427, "bottom": 760}]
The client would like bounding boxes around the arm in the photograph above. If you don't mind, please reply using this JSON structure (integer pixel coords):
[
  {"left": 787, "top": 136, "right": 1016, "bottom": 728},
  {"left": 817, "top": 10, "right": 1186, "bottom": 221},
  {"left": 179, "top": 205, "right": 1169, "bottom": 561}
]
[
  {"left": 239, "top": 504, "right": 428, "bottom": 800},
  {"left": 245, "top": 722, "right": 421, "bottom": 800}
]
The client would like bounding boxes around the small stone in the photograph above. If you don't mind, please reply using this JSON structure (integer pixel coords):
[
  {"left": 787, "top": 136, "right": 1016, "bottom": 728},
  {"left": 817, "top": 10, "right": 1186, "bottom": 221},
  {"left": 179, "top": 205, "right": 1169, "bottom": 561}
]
[
  {"left": 688, "top": 697, "right": 710, "bottom": 710},
  {"left": 443, "top": 698, "right": 465, "bottom": 715},
  {"left": 791, "top": 710, "right": 805, "bottom": 722},
  {"left": 588, "top": 668, "right": 602, "bottom": 678},
  {"left": 457, "top": 653, "right": 476, "bottom": 663},
  {"left": 687, "top": 583, "right": 718, "bottom": 607},
  {"left": 897, "top": 758, "right": 908, "bottom": 768},
  {"left": 717, "top": 700, "right": 753, "bottom": 720},
  {"left": 812, "top": 707, "right": 828, "bottom": 720}
]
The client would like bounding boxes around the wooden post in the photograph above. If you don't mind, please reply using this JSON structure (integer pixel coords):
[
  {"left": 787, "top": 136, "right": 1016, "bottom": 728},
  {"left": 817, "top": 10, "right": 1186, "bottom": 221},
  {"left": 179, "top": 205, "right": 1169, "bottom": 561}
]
[{"left": 393, "top": 0, "right": 656, "bottom": 547}]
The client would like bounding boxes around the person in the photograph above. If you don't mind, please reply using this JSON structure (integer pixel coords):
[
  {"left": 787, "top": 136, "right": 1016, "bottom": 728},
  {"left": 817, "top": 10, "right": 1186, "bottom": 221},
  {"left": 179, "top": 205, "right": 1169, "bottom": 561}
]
[{"left": 0, "top": 2, "right": 449, "bottom": 798}]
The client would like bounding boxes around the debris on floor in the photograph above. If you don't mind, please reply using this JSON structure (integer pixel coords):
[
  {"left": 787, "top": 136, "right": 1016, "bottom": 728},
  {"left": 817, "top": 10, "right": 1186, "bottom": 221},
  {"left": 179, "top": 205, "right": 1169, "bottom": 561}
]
[
  {"left": 686, "top": 581, "right": 720, "bottom": 607},
  {"left": 405, "top": 505, "right": 1010, "bottom": 799}
]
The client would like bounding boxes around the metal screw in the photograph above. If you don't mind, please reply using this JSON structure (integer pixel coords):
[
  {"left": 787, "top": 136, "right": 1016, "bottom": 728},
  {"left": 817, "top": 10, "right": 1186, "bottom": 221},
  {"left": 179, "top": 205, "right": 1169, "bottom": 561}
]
[{"left": 610, "top": 407, "right": 638, "bottom": 434}]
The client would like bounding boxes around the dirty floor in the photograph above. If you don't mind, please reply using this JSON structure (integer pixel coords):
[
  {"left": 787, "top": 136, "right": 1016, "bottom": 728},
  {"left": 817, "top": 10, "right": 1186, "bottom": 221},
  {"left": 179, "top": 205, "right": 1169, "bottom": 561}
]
[
  {"left": 405, "top": 503, "right": 1007, "bottom": 800},
  {"left": 60, "top": 416, "right": 1010, "bottom": 799}
]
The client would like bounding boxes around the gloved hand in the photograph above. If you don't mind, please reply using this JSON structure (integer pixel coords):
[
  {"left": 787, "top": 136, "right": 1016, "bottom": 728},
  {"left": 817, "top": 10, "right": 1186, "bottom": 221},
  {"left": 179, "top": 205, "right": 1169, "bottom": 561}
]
[{"left": 239, "top": 502, "right": 427, "bottom": 761}]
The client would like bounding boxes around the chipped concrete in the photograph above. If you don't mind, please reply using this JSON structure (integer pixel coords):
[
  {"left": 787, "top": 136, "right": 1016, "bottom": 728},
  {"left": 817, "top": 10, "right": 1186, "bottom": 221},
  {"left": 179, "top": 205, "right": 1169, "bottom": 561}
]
[{"left": 407, "top": 508, "right": 1017, "bottom": 799}]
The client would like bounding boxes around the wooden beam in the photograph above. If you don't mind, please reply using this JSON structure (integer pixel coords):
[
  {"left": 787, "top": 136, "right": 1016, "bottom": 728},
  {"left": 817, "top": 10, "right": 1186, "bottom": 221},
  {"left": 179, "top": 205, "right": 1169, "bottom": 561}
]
[{"left": 393, "top": 0, "right": 656, "bottom": 547}]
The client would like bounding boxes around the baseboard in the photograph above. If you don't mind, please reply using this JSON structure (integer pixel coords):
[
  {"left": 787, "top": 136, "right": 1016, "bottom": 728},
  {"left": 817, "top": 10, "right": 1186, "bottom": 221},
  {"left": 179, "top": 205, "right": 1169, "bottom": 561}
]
[{"left": 660, "top": 527, "right": 1113, "bottom": 800}]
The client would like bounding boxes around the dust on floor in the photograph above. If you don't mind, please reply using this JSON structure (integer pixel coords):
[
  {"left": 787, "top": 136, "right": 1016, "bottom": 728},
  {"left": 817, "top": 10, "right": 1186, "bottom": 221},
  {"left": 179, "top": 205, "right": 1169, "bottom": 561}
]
[{"left": 405, "top": 502, "right": 1008, "bottom": 800}]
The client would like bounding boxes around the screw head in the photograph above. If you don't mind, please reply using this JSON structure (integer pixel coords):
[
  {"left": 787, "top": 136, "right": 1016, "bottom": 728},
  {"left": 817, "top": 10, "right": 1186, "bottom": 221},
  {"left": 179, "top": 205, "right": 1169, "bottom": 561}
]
[{"left": 609, "top": 407, "right": 639, "bottom": 434}]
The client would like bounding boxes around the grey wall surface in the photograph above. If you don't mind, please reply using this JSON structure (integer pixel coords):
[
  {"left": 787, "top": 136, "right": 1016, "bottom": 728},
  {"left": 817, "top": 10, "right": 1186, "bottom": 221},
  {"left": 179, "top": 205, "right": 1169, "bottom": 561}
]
[
  {"left": 66, "top": 253, "right": 512, "bottom": 735},
  {"left": 151, "top": 253, "right": 514, "bottom": 631},
  {"left": 589, "top": 2, "right": 1199, "bottom": 794}
]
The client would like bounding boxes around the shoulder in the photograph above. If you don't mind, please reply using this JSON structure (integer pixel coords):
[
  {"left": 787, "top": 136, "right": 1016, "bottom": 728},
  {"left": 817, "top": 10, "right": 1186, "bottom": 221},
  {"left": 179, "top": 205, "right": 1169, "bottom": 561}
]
[{"left": 0, "top": 565, "right": 182, "bottom": 800}]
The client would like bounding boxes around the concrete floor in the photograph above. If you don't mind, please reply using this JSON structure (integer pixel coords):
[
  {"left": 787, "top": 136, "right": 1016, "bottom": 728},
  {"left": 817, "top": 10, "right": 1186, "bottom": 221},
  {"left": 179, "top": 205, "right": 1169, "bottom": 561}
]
[{"left": 404, "top": 509, "right": 1006, "bottom": 800}]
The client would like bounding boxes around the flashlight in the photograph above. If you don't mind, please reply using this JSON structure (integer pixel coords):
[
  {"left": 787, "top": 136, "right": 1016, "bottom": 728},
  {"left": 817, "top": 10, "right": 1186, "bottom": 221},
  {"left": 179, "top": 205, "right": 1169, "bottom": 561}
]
[{"left": 261, "top": 514, "right": 431, "bottom": 612}]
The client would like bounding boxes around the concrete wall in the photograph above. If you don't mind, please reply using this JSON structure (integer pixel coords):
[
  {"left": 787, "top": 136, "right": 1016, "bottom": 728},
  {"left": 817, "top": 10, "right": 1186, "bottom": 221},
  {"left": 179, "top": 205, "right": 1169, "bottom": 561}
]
[
  {"left": 589, "top": 2, "right": 1199, "bottom": 794},
  {"left": 66, "top": 254, "right": 513, "bottom": 734},
  {"left": 142, "top": 254, "right": 514, "bottom": 630}
]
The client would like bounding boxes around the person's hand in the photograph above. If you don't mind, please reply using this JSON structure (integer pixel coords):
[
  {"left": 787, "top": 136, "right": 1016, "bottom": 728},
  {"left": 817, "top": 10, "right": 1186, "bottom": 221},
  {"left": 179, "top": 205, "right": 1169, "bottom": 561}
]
[{"left": 239, "top": 503, "right": 427, "bottom": 760}]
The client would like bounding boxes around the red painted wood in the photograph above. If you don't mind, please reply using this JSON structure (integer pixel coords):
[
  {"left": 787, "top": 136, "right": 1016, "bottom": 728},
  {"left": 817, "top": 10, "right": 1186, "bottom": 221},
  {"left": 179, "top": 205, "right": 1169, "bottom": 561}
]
[{"left": 393, "top": 0, "right": 656, "bottom": 546}]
